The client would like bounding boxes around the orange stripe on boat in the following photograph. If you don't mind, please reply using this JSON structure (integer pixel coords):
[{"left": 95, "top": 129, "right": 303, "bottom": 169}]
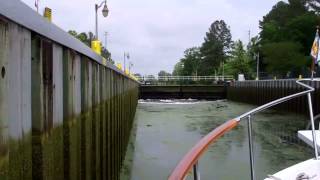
[{"left": 168, "top": 119, "right": 239, "bottom": 180}]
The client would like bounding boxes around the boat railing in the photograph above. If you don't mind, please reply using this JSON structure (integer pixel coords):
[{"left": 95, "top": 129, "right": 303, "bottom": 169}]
[{"left": 168, "top": 79, "right": 319, "bottom": 180}]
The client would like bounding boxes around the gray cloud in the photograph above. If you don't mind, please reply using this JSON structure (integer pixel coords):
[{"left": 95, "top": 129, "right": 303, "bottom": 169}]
[{"left": 22, "top": 0, "right": 280, "bottom": 75}]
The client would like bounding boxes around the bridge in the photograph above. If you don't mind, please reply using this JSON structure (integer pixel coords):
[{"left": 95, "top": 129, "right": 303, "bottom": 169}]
[
  {"left": 139, "top": 76, "right": 232, "bottom": 99},
  {"left": 138, "top": 75, "right": 234, "bottom": 83}
]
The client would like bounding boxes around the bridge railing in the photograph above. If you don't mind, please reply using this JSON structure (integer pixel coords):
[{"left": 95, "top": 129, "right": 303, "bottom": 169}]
[
  {"left": 168, "top": 79, "right": 319, "bottom": 180},
  {"left": 138, "top": 76, "right": 234, "bottom": 83}
]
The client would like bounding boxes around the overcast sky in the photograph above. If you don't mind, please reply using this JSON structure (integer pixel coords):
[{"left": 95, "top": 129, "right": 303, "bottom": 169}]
[{"left": 21, "top": 0, "right": 280, "bottom": 75}]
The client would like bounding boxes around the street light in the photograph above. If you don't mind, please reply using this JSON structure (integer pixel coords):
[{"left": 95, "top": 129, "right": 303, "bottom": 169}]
[
  {"left": 35, "top": 0, "right": 39, "bottom": 13},
  {"left": 95, "top": 0, "right": 109, "bottom": 40},
  {"left": 124, "top": 52, "right": 130, "bottom": 71},
  {"left": 102, "top": 4, "right": 109, "bottom": 17}
]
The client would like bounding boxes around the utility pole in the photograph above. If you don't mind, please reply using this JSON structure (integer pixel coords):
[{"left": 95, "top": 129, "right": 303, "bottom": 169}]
[
  {"left": 123, "top": 52, "right": 130, "bottom": 72},
  {"left": 104, "top": 32, "right": 108, "bottom": 49},
  {"left": 248, "top": 30, "right": 251, "bottom": 46},
  {"left": 129, "top": 62, "right": 133, "bottom": 74}
]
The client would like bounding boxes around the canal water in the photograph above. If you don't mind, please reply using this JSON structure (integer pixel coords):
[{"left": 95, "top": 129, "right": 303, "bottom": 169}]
[{"left": 122, "top": 100, "right": 313, "bottom": 180}]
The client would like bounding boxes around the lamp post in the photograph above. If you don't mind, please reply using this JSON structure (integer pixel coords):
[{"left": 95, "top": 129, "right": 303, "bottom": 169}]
[
  {"left": 123, "top": 52, "right": 130, "bottom": 72},
  {"left": 35, "top": 0, "right": 39, "bottom": 13},
  {"left": 95, "top": 0, "right": 109, "bottom": 40}
]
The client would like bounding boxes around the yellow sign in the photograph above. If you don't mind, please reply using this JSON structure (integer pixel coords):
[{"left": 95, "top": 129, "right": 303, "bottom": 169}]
[
  {"left": 91, "top": 40, "right": 101, "bottom": 55},
  {"left": 44, "top": 7, "right": 52, "bottom": 22},
  {"left": 116, "top": 63, "right": 122, "bottom": 70}
]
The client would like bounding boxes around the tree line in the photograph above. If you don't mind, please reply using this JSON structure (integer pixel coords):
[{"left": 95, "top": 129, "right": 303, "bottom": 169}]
[{"left": 169, "top": 0, "right": 320, "bottom": 80}]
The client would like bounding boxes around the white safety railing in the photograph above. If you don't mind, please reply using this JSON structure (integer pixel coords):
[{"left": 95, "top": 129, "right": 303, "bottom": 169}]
[{"left": 138, "top": 76, "right": 234, "bottom": 82}]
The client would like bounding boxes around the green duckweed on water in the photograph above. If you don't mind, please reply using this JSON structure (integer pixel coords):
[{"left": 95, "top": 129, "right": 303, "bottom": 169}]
[{"left": 123, "top": 99, "right": 313, "bottom": 180}]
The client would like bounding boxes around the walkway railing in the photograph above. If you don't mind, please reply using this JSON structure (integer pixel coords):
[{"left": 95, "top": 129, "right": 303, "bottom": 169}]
[
  {"left": 138, "top": 76, "right": 234, "bottom": 82},
  {"left": 168, "top": 79, "right": 319, "bottom": 180}
]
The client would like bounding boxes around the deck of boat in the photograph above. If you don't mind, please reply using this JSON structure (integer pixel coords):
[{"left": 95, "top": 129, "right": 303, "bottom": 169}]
[
  {"left": 298, "top": 130, "right": 320, "bottom": 150},
  {"left": 264, "top": 130, "right": 320, "bottom": 179},
  {"left": 265, "top": 159, "right": 320, "bottom": 180}
]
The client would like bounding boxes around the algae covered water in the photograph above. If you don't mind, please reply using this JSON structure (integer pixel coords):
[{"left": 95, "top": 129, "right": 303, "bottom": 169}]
[{"left": 124, "top": 100, "right": 313, "bottom": 180}]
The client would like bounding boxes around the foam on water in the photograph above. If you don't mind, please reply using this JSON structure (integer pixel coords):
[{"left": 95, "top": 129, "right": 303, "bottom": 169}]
[{"left": 138, "top": 99, "right": 212, "bottom": 105}]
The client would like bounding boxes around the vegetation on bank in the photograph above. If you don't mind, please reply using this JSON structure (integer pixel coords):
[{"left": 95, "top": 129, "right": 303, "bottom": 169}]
[
  {"left": 170, "top": 0, "right": 320, "bottom": 80},
  {"left": 68, "top": 30, "right": 114, "bottom": 64}
]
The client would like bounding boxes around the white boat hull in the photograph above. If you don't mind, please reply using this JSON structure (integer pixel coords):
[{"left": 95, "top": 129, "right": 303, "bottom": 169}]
[{"left": 265, "top": 159, "right": 320, "bottom": 180}]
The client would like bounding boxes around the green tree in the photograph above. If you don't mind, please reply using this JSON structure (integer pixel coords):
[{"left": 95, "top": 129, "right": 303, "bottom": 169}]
[
  {"left": 224, "top": 40, "right": 253, "bottom": 79},
  {"left": 262, "top": 42, "right": 306, "bottom": 77},
  {"left": 68, "top": 30, "right": 113, "bottom": 62},
  {"left": 200, "top": 20, "right": 232, "bottom": 75},
  {"left": 180, "top": 47, "right": 201, "bottom": 76},
  {"left": 259, "top": 0, "right": 318, "bottom": 76},
  {"left": 307, "top": 0, "right": 320, "bottom": 12},
  {"left": 68, "top": 30, "right": 78, "bottom": 37},
  {"left": 158, "top": 70, "right": 171, "bottom": 77},
  {"left": 101, "top": 47, "right": 114, "bottom": 64},
  {"left": 285, "top": 13, "right": 319, "bottom": 54},
  {"left": 247, "top": 36, "right": 261, "bottom": 58},
  {"left": 260, "top": 0, "right": 309, "bottom": 44},
  {"left": 172, "top": 62, "right": 184, "bottom": 76},
  {"left": 247, "top": 36, "right": 262, "bottom": 78}
]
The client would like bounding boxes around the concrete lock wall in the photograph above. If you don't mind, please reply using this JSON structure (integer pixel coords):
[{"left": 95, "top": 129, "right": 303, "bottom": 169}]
[
  {"left": 0, "top": 9, "right": 139, "bottom": 180},
  {"left": 227, "top": 80, "right": 320, "bottom": 116}
]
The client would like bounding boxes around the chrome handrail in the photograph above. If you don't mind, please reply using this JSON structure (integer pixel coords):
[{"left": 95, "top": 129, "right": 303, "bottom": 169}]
[
  {"left": 169, "top": 79, "right": 320, "bottom": 180},
  {"left": 236, "top": 79, "right": 319, "bottom": 180}
]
